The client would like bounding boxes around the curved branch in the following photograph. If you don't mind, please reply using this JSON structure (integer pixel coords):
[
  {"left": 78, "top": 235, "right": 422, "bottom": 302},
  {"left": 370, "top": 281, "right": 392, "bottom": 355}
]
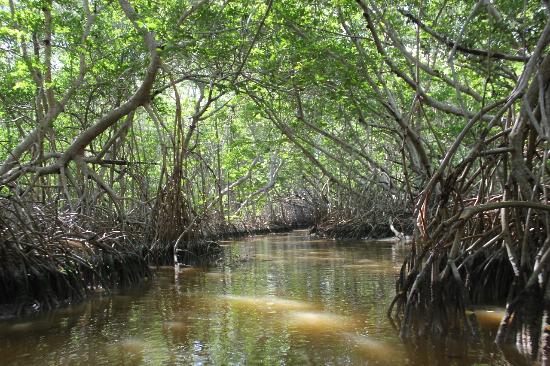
[
  {"left": 35, "top": 0, "right": 161, "bottom": 176},
  {"left": 398, "top": 9, "right": 529, "bottom": 62},
  {"left": 356, "top": 0, "right": 494, "bottom": 121},
  {"left": 459, "top": 201, "right": 550, "bottom": 220}
]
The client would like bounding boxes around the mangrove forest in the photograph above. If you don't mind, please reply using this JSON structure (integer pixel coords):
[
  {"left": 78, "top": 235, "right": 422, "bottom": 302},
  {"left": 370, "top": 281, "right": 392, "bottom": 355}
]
[{"left": 0, "top": 0, "right": 549, "bottom": 364}]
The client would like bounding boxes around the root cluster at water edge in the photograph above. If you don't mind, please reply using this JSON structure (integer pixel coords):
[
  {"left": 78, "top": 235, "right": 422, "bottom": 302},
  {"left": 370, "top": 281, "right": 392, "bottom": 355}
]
[{"left": 0, "top": 197, "right": 150, "bottom": 319}]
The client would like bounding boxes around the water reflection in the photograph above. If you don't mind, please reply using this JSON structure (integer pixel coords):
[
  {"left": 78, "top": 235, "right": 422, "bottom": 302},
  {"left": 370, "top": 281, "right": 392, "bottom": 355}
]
[{"left": 0, "top": 231, "right": 509, "bottom": 365}]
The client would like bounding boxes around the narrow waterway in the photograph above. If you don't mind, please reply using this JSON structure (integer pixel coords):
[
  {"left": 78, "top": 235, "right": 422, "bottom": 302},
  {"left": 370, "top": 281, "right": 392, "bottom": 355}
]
[{"left": 0, "top": 231, "right": 507, "bottom": 365}]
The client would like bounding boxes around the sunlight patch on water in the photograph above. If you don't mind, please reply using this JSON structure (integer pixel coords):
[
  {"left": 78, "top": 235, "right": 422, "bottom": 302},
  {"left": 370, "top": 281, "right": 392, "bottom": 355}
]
[
  {"left": 468, "top": 308, "right": 507, "bottom": 330},
  {"left": 305, "top": 250, "right": 337, "bottom": 256},
  {"left": 221, "top": 295, "right": 314, "bottom": 313},
  {"left": 356, "top": 258, "right": 376, "bottom": 264},
  {"left": 345, "top": 333, "right": 402, "bottom": 363},
  {"left": 286, "top": 311, "right": 357, "bottom": 333},
  {"left": 293, "top": 256, "right": 346, "bottom": 262}
]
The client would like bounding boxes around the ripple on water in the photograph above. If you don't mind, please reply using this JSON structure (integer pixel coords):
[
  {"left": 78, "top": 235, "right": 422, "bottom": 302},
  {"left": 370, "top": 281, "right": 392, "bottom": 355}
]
[
  {"left": 253, "top": 254, "right": 284, "bottom": 261},
  {"left": 204, "top": 271, "right": 231, "bottom": 279},
  {"left": 113, "top": 338, "right": 145, "bottom": 363},
  {"left": 163, "top": 321, "right": 189, "bottom": 333}
]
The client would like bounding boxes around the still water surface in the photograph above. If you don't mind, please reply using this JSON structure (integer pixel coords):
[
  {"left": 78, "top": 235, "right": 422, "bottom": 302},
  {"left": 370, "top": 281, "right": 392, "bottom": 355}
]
[{"left": 0, "top": 231, "right": 507, "bottom": 365}]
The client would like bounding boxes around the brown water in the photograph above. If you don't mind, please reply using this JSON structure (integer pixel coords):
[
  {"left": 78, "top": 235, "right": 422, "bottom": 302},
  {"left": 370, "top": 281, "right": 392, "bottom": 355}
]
[{"left": 0, "top": 231, "right": 507, "bottom": 365}]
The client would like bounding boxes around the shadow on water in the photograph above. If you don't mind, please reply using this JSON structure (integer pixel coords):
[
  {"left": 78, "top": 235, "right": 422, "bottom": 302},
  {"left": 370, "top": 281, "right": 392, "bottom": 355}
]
[{"left": 0, "top": 231, "right": 514, "bottom": 365}]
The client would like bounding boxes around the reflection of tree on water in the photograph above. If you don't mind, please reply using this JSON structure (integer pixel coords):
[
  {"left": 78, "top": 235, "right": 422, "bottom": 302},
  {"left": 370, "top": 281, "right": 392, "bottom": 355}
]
[
  {"left": 0, "top": 234, "right": 519, "bottom": 364},
  {"left": 0, "top": 290, "right": 149, "bottom": 364}
]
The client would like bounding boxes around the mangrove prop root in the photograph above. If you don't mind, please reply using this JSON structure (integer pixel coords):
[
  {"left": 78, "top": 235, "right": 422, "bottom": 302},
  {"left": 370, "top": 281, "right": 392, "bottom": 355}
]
[
  {"left": 390, "top": 48, "right": 550, "bottom": 362},
  {"left": 0, "top": 197, "right": 150, "bottom": 319}
]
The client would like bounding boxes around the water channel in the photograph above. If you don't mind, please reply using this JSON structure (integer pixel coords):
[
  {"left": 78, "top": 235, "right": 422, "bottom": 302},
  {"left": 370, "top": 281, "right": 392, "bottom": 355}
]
[{"left": 0, "top": 231, "right": 508, "bottom": 365}]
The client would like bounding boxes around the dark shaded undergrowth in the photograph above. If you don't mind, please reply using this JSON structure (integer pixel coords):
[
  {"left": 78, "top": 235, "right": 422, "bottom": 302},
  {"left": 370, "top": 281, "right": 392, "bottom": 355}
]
[
  {"left": 308, "top": 192, "right": 414, "bottom": 240},
  {"left": 0, "top": 197, "right": 150, "bottom": 319}
]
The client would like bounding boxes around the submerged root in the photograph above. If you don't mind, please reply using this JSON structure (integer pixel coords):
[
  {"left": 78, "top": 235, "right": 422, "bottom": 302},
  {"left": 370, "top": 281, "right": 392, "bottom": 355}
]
[{"left": 391, "top": 202, "right": 549, "bottom": 362}]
